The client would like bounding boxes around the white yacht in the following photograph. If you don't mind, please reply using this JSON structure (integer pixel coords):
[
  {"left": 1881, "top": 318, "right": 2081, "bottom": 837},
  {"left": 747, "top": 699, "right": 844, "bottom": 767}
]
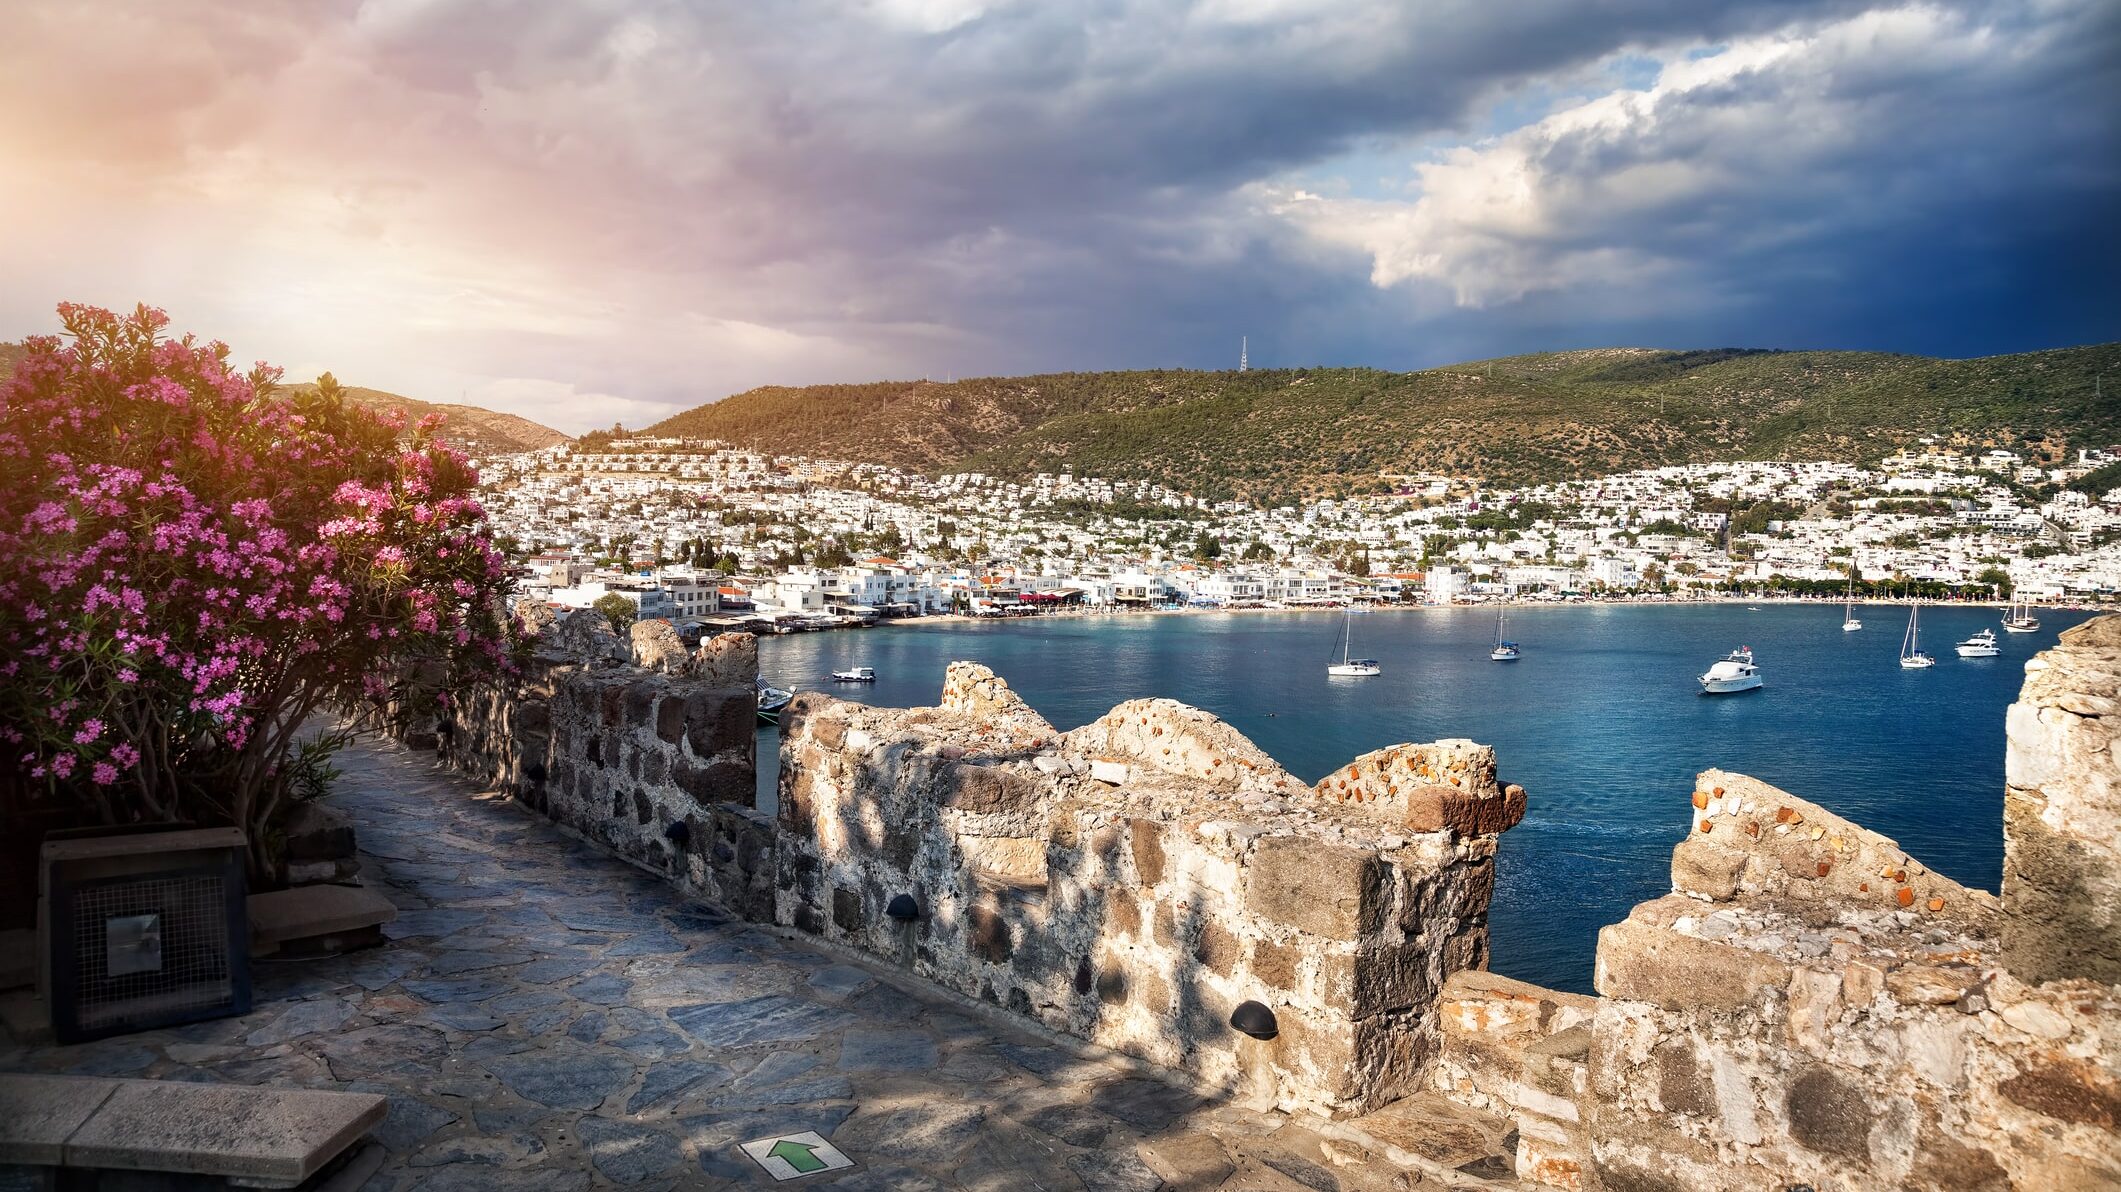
[
  {"left": 831, "top": 666, "right": 876, "bottom": 683},
  {"left": 1842, "top": 573, "right": 1862, "bottom": 632},
  {"left": 1490, "top": 605, "right": 1520, "bottom": 662},
  {"left": 1955, "top": 628, "right": 2000, "bottom": 658},
  {"left": 1699, "top": 647, "right": 1762, "bottom": 694},
  {"left": 2002, "top": 596, "right": 2040, "bottom": 633},
  {"left": 1327, "top": 610, "right": 1381, "bottom": 677},
  {"left": 1899, "top": 604, "right": 1936, "bottom": 669}
]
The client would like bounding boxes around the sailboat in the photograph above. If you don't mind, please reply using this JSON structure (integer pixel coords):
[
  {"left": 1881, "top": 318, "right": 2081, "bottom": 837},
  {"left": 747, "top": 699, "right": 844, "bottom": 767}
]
[
  {"left": 2002, "top": 594, "right": 2040, "bottom": 633},
  {"left": 1327, "top": 609, "right": 1381, "bottom": 676},
  {"left": 1490, "top": 604, "right": 1520, "bottom": 661},
  {"left": 1899, "top": 603, "right": 1936, "bottom": 669},
  {"left": 1842, "top": 572, "right": 1862, "bottom": 632}
]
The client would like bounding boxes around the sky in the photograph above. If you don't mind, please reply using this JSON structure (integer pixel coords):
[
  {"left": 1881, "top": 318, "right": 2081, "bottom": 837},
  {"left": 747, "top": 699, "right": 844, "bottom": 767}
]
[{"left": 2, "top": 0, "right": 2116, "bottom": 434}]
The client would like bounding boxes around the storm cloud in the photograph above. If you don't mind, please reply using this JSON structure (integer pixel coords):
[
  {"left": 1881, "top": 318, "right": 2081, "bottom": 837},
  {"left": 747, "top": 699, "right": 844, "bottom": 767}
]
[{"left": 1, "top": 0, "right": 2113, "bottom": 431}]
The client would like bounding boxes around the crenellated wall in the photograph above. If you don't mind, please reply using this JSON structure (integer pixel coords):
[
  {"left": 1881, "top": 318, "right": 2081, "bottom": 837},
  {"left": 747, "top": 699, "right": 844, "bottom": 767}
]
[
  {"left": 400, "top": 605, "right": 2121, "bottom": 1188},
  {"left": 773, "top": 663, "right": 1525, "bottom": 1117},
  {"left": 1428, "top": 621, "right": 2121, "bottom": 1192}
]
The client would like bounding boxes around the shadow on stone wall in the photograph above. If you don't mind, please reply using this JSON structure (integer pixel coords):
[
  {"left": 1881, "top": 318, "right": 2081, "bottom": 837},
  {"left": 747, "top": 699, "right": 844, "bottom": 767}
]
[{"left": 772, "top": 662, "right": 1525, "bottom": 1119}]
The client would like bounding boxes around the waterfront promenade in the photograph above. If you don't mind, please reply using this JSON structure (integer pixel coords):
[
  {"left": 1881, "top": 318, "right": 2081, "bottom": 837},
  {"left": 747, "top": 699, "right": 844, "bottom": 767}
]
[{"left": 2, "top": 732, "right": 1507, "bottom": 1189}]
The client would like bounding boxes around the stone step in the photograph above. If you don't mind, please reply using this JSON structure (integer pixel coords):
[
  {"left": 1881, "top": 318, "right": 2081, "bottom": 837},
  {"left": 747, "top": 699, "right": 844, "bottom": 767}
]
[
  {"left": 1336, "top": 1091, "right": 1527, "bottom": 1186},
  {"left": 0, "top": 1074, "right": 385, "bottom": 1189},
  {"left": 247, "top": 885, "right": 397, "bottom": 957}
]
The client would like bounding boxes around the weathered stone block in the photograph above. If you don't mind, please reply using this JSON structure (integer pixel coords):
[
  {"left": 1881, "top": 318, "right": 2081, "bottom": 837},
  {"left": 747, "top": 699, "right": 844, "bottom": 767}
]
[
  {"left": 943, "top": 764, "right": 1041, "bottom": 814},
  {"left": 655, "top": 694, "right": 686, "bottom": 744},
  {"left": 968, "top": 904, "right": 1013, "bottom": 962},
  {"left": 684, "top": 688, "right": 754, "bottom": 760},
  {"left": 680, "top": 760, "right": 753, "bottom": 807},
  {"left": 281, "top": 800, "right": 356, "bottom": 864},
  {"left": 1128, "top": 818, "right": 1167, "bottom": 887},
  {"left": 1996, "top": 1059, "right": 2121, "bottom": 1129},
  {"left": 1245, "top": 836, "right": 1383, "bottom": 940},
  {"left": 832, "top": 886, "right": 863, "bottom": 933},
  {"left": 1593, "top": 914, "right": 1790, "bottom": 1012},
  {"left": 1403, "top": 783, "right": 1527, "bottom": 836},
  {"left": 1193, "top": 918, "right": 1240, "bottom": 978},
  {"left": 1785, "top": 1066, "right": 1872, "bottom": 1161}
]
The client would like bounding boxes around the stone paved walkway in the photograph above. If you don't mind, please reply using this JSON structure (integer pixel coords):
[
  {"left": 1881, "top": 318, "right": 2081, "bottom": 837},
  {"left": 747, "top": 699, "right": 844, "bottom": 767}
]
[{"left": 1, "top": 734, "right": 1480, "bottom": 1190}]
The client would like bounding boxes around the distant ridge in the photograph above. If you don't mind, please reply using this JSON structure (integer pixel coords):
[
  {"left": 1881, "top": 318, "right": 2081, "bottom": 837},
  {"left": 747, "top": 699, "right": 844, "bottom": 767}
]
[
  {"left": 0, "top": 342, "right": 569, "bottom": 457},
  {"left": 643, "top": 343, "right": 2121, "bottom": 500},
  {"left": 279, "top": 379, "right": 571, "bottom": 456}
]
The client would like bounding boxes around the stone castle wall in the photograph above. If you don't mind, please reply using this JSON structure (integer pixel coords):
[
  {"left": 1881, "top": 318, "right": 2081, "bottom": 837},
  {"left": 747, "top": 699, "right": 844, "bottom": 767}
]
[
  {"left": 401, "top": 606, "right": 2121, "bottom": 1188},
  {"left": 405, "top": 609, "right": 774, "bottom": 918},
  {"left": 1426, "top": 622, "right": 2121, "bottom": 1191},
  {"left": 774, "top": 663, "right": 1525, "bottom": 1117}
]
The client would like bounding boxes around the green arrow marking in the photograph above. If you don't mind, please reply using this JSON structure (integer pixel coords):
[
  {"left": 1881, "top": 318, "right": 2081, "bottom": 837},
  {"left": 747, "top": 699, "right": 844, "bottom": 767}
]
[{"left": 767, "top": 1139, "right": 827, "bottom": 1174}]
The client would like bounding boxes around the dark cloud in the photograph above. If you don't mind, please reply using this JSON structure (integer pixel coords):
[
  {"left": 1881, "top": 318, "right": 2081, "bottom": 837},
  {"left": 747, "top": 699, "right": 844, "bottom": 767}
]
[{"left": 0, "top": 0, "right": 2111, "bottom": 431}]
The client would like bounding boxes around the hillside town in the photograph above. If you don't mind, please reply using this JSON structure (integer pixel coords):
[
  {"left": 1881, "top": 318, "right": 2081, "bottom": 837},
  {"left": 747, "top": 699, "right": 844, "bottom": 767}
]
[{"left": 475, "top": 437, "right": 2121, "bottom": 632}]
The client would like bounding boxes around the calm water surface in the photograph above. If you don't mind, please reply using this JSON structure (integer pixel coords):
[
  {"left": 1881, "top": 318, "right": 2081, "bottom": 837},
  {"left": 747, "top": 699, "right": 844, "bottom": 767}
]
[{"left": 757, "top": 603, "right": 2085, "bottom": 993}]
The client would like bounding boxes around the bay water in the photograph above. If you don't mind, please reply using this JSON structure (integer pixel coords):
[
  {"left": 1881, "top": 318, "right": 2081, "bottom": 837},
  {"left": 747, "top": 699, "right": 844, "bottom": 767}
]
[{"left": 757, "top": 603, "right": 2085, "bottom": 993}]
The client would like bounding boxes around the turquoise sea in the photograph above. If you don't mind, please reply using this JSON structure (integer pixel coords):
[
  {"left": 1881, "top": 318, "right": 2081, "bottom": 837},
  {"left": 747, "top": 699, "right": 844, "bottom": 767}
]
[{"left": 757, "top": 603, "right": 2088, "bottom": 994}]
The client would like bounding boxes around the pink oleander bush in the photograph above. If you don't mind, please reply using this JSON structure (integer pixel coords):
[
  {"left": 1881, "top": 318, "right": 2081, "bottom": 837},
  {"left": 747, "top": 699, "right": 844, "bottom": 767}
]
[{"left": 0, "top": 302, "right": 518, "bottom": 874}]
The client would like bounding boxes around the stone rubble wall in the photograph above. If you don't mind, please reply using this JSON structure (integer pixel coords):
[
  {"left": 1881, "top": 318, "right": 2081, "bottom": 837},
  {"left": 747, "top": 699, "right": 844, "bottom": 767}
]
[
  {"left": 774, "top": 663, "right": 1525, "bottom": 1118},
  {"left": 404, "top": 608, "right": 772, "bottom": 919}
]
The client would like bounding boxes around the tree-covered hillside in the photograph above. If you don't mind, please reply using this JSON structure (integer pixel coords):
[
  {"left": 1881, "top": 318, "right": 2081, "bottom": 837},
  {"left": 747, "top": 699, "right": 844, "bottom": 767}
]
[{"left": 646, "top": 343, "right": 2121, "bottom": 502}]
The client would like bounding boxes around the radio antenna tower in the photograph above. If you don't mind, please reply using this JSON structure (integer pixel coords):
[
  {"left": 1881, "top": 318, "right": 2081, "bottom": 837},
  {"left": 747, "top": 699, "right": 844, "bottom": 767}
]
[{"left": 1239, "top": 336, "right": 1249, "bottom": 373}]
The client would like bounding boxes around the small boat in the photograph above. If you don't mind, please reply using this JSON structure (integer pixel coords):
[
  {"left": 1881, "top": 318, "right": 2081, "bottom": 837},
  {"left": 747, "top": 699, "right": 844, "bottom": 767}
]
[
  {"left": 756, "top": 677, "right": 794, "bottom": 724},
  {"left": 1842, "top": 572, "right": 1862, "bottom": 632},
  {"left": 831, "top": 666, "right": 877, "bottom": 683},
  {"left": 1699, "top": 647, "right": 1762, "bottom": 694},
  {"left": 1327, "top": 609, "right": 1381, "bottom": 677},
  {"left": 1490, "top": 605, "right": 1520, "bottom": 662},
  {"left": 1900, "top": 604, "right": 1936, "bottom": 669},
  {"left": 1955, "top": 628, "right": 2000, "bottom": 658},
  {"left": 2002, "top": 595, "right": 2040, "bottom": 633}
]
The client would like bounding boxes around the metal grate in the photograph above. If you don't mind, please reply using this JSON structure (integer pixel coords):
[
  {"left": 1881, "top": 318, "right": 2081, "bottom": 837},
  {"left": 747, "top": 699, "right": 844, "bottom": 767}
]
[{"left": 68, "top": 871, "right": 236, "bottom": 1032}]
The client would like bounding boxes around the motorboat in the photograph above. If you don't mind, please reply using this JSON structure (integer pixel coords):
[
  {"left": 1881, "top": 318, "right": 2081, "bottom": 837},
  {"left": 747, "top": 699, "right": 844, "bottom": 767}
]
[
  {"left": 2002, "top": 595, "right": 2040, "bottom": 633},
  {"left": 1899, "top": 604, "right": 1936, "bottom": 669},
  {"left": 1327, "top": 609, "right": 1381, "bottom": 677},
  {"left": 831, "top": 666, "right": 877, "bottom": 683},
  {"left": 1955, "top": 628, "right": 2000, "bottom": 658},
  {"left": 1490, "top": 605, "right": 1520, "bottom": 661},
  {"left": 1699, "top": 647, "right": 1762, "bottom": 694},
  {"left": 756, "top": 677, "right": 794, "bottom": 724}
]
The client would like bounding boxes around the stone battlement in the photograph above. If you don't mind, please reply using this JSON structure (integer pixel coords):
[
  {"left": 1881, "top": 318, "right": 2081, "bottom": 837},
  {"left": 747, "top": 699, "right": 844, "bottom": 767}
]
[
  {"left": 398, "top": 607, "right": 2121, "bottom": 1189},
  {"left": 1427, "top": 618, "right": 2121, "bottom": 1191},
  {"left": 775, "top": 663, "right": 1522, "bottom": 1117}
]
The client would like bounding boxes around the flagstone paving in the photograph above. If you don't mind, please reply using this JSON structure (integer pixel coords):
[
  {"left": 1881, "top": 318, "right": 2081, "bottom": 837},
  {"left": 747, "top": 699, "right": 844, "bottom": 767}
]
[{"left": 0, "top": 734, "right": 1489, "bottom": 1190}]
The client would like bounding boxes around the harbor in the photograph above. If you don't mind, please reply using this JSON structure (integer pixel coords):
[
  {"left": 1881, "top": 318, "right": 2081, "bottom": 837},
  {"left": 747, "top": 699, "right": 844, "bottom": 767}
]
[{"left": 755, "top": 601, "right": 2092, "bottom": 993}]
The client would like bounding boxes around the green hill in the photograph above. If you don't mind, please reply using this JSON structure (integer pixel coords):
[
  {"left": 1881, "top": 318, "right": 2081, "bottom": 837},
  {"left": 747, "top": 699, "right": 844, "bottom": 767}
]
[
  {"left": 278, "top": 380, "right": 570, "bottom": 456},
  {"left": 1, "top": 343, "right": 568, "bottom": 457},
  {"left": 645, "top": 343, "right": 2121, "bottom": 501}
]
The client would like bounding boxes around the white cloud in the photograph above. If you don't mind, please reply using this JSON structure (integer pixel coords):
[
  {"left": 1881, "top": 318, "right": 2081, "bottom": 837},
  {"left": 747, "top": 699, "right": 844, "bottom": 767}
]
[{"left": 1262, "top": 3, "right": 2106, "bottom": 315}]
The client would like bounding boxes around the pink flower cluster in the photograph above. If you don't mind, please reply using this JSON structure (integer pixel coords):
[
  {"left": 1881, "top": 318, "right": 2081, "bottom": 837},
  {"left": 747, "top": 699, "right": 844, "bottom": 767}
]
[{"left": 0, "top": 303, "right": 518, "bottom": 818}]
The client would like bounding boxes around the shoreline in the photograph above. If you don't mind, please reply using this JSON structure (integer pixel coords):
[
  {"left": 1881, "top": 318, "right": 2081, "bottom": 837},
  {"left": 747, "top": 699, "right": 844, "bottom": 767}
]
[{"left": 879, "top": 594, "right": 2105, "bottom": 628}]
